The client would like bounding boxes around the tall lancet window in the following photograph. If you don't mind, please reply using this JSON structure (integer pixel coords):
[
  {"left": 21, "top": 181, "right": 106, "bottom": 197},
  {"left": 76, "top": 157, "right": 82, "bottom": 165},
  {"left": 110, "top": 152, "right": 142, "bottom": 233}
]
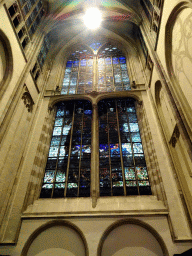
[
  {"left": 61, "top": 47, "right": 94, "bottom": 95},
  {"left": 40, "top": 100, "right": 92, "bottom": 198},
  {"left": 97, "top": 44, "right": 131, "bottom": 92},
  {"left": 99, "top": 98, "right": 151, "bottom": 196}
]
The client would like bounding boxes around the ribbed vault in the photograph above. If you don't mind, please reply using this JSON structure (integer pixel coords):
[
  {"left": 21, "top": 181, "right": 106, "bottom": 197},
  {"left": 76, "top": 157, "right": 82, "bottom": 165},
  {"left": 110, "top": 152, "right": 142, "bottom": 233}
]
[{"left": 41, "top": 0, "right": 142, "bottom": 57}]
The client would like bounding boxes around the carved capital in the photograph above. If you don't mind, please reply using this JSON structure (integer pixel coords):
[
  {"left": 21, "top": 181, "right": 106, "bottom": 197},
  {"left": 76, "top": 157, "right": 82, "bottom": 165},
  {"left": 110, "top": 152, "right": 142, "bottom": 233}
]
[
  {"left": 169, "top": 124, "right": 180, "bottom": 147},
  {"left": 90, "top": 90, "right": 99, "bottom": 98},
  {"left": 22, "top": 86, "right": 34, "bottom": 112}
]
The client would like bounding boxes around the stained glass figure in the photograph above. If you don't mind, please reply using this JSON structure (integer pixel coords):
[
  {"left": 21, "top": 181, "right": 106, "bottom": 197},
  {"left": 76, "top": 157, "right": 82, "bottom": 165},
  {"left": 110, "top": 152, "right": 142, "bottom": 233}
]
[
  {"left": 99, "top": 98, "right": 151, "bottom": 196},
  {"left": 40, "top": 100, "right": 92, "bottom": 198}
]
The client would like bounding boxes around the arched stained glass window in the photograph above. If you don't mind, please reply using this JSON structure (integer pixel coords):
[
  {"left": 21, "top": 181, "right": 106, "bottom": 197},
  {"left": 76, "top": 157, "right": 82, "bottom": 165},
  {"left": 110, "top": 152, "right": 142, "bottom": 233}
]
[
  {"left": 99, "top": 98, "right": 151, "bottom": 196},
  {"left": 60, "top": 43, "right": 131, "bottom": 95},
  {"left": 97, "top": 44, "right": 131, "bottom": 92},
  {"left": 41, "top": 98, "right": 151, "bottom": 198},
  {"left": 40, "top": 100, "right": 92, "bottom": 198},
  {"left": 61, "top": 47, "right": 94, "bottom": 95}
]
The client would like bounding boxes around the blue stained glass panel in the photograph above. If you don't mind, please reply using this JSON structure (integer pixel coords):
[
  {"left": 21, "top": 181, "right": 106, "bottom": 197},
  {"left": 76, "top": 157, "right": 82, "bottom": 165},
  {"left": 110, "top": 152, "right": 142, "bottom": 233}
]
[
  {"left": 82, "top": 145, "right": 91, "bottom": 154},
  {"left": 112, "top": 57, "right": 119, "bottom": 64},
  {"left": 63, "top": 125, "right": 71, "bottom": 135},
  {"left": 105, "top": 57, "right": 111, "bottom": 65},
  {"left": 81, "top": 59, "right": 86, "bottom": 66},
  {"left": 128, "top": 113, "right": 137, "bottom": 123},
  {"left": 84, "top": 110, "right": 92, "bottom": 115},
  {"left": 59, "top": 146, "right": 67, "bottom": 156},
  {"left": 56, "top": 109, "right": 65, "bottom": 117},
  {"left": 73, "top": 60, "right": 79, "bottom": 67},
  {"left": 131, "top": 132, "right": 141, "bottom": 142},
  {"left": 55, "top": 118, "right": 63, "bottom": 126},
  {"left": 71, "top": 145, "right": 81, "bottom": 156},
  {"left": 51, "top": 136, "right": 60, "bottom": 146},
  {"left": 130, "top": 123, "right": 139, "bottom": 132},
  {"left": 66, "top": 61, "right": 72, "bottom": 67},
  {"left": 127, "top": 107, "right": 135, "bottom": 113},
  {"left": 122, "top": 143, "right": 132, "bottom": 155},
  {"left": 99, "top": 144, "right": 109, "bottom": 157},
  {"left": 110, "top": 144, "right": 120, "bottom": 156},
  {"left": 49, "top": 147, "right": 59, "bottom": 157},
  {"left": 119, "top": 56, "right": 126, "bottom": 64},
  {"left": 122, "top": 123, "right": 129, "bottom": 132},
  {"left": 133, "top": 143, "right": 143, "bottom": 153}
]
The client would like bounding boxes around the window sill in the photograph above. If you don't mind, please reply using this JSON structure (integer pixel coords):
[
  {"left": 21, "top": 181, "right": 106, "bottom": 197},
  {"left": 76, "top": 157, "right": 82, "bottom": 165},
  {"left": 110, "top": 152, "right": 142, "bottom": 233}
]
[{"left": 22, "top": 196, "right": 167, "bottom": 218}]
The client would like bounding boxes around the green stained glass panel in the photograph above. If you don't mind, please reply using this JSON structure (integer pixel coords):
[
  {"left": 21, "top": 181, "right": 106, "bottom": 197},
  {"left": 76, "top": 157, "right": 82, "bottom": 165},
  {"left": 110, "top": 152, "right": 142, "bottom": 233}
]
[
  {"left": 124, "top": 167, "right": 135, "bottom": 180},
  {"left": 126, "top": 181, "right": 137, "bottom": 187},
  {"left": 138, "top": 180, "right": 150, "bottom": 186},
  {"left": 113, "top": 181, "right": 123, "bottom": 187},
  {"left": 55, "top": 183, "right": 65, "bottom": 188},
  {"left": 68, "top": 183, "right": 78, "bottom": 188},
  {"left": 136, "top": 167, "right": 148, "bottom": 180},
  {"left": 56, "top": 171, "right": 66, "bottom": 182},
  {"left": 42, "top": 184, "right": 53, "bottom": 189},
  {"left": 44, "top": 170, "right": 55, "bottom": 183}
]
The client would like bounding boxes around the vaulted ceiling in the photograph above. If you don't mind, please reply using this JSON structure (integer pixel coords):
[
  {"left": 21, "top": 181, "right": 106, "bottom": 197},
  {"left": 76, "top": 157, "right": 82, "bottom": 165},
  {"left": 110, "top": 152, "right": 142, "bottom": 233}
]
[{"left": 42, "top": 0, "right": 143, "bottom": 54}]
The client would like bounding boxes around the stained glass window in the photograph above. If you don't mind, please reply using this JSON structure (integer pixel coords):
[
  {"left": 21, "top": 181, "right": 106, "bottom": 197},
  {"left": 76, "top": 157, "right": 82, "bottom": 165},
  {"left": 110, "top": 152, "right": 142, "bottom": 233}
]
[
  {"left": 61, "top": 43, "right": 131, "bottom": 95},
  {"left": 99, "top": 98, "right": 151, "bottom": 196},
  {"left": 61, "top": 47, "right": 94, "bottom": 95},
  {"left": 40, "top": 100, "right": 92, "bottom": 198},
  {"left": 97, "top": 44, "right": 131, "bottom": 92}
]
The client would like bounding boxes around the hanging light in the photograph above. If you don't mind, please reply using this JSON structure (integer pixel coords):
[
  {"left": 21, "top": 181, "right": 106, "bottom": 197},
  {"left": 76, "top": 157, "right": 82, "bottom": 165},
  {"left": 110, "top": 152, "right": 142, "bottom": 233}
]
[{"left": 83, "top": 7, "right": 102, "bottom": 30}]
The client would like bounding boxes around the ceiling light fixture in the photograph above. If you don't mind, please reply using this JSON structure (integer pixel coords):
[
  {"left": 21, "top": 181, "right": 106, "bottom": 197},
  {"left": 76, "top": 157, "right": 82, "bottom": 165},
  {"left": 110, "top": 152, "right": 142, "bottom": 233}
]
[{"left": 83, "top": 7, "right": 102, "bottom": 30}]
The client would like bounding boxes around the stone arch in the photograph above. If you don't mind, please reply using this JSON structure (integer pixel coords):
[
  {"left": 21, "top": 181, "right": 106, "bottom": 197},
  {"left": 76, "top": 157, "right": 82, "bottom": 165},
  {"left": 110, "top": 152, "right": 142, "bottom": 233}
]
[
  {"left": 165, "top": 1, "right": 192, "bottom": 133},
  {"left": 21, "top": 220, "right": 89, "bottom": 256},
  {"left": 97, "top": 218, "right": 169, "bottom": 256},
  {"left": 0, "top": 29, "right": 13, "bottom": 99}
]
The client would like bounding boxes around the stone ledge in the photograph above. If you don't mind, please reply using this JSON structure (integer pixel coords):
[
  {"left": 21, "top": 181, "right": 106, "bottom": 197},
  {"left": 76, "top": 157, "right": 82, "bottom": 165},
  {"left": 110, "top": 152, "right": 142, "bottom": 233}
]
[{"left": 23, "top": 196, "right": 167, "bottom": 217}]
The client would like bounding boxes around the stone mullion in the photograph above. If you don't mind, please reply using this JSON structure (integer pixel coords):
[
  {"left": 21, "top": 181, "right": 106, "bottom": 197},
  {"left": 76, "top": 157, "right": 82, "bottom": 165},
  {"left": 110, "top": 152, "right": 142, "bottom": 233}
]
[{"left": 91, "top": 104, "right": 99, "bottom": 208}]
